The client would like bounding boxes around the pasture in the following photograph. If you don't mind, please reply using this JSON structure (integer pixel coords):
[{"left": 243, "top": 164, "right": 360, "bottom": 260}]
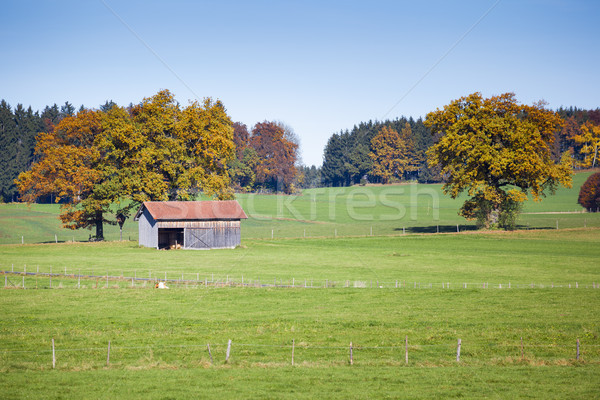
[
  {"left": 1, "top": 172, "right": 600, "bottom": 398},
  {"left": 0, "top": 171, "right": 598, "bottom": 244}
]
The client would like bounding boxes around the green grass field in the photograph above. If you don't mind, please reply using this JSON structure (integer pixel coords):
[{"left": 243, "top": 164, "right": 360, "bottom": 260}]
[
  {"left": 1, "top": 172, "right": 600, "bottom": 398},
  {"left": 1, "top": 171, "right": 599, "bottom": 244}
]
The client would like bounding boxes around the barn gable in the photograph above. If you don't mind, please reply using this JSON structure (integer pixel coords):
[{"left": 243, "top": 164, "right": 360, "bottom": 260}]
[{"left": 134, "top": 201, "right": 247, "bottom": 250}]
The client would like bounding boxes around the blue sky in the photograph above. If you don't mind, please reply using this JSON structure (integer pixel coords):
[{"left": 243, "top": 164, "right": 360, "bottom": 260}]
[{"left": 1, "top": 0, "right": 599, "bottom": 166}]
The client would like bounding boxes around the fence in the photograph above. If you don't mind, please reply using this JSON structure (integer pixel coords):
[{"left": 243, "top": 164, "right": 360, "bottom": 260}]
[
  {"left": 2, "top": 268, "right": 600, "bottom": 290},
  {"left": 1, "top": 336, "right": 597, "bottom": 371},
  {"left": 4, "top": 214, "right": 600, "bottom": 245}
]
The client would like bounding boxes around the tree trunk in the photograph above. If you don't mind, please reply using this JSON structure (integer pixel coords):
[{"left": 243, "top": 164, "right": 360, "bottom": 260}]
[
  {"left": 489, "top": 207, "right": 500, "bottom": 228},
  {"left": 95, "top": 211, "right": 104, "bottom": 241}
]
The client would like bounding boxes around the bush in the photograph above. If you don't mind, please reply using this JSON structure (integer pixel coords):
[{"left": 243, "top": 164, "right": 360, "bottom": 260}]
[{"left": 578, "top": 172, "right": 600, "bottom": 211}]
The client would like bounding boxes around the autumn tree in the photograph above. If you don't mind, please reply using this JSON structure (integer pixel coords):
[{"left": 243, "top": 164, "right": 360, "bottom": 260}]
[
  {"left": 16, "top": 109, "right": 113, "bottom": 240},
  {"left": 232, "top": 122, "right": 249, "bottom": 159},
  {"left": 578, "top": 172, "right": 600, "bottom": 211},
  {"left": 425, "top": 92, "right": 572, "bottom": 230},
  {"left": 369, "top": 126, "right": 410, "bottom": 184},
  {"left": 570, "top": 122, "right": 600, "bottom": 168},
  {"left": 99, "top": 90, "right": 236, "bottom": 205},
  {"left": 17, "top": 90, "right": 236, "bottom": 240},
  {"left": 250, "top": 121, "right": 298, "bottom": 193}
]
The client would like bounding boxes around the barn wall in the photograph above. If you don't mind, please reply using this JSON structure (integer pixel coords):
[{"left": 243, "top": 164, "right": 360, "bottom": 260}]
[
  {"left": 182, "top": 220, "right": 241, "bottom": 249},
  {"left": 138, "top": 208, "right": 158, "bottom": 248}
]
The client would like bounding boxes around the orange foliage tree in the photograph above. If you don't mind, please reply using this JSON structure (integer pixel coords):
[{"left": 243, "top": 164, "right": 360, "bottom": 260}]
[
  {"left": 578, "top": 172, "right": 600, "bottom": 211},
  {"left": 16, "top": 109, "right": 114, "bottom": 240},
  {"left": 250, "top": 121, "right": 298, "bottom": 193}
]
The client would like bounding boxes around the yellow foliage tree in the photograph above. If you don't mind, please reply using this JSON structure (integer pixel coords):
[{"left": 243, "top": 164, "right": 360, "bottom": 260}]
[
  {"left": 17, "top": 90, "right": 236, "bottom": 240},
  {"left": 369, "top": 126, "right": 409, "bottom": 184},
  {"left": 425, "top": 92, "right": 572, "bottom": 229},
  {"left": 571, "top": 122, "right": 600, "bottom": 168}
]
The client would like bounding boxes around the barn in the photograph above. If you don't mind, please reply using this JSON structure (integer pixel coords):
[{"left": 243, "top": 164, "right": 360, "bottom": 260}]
[{"left": 134, "top": 200, "right": 248, "bottom": 250}]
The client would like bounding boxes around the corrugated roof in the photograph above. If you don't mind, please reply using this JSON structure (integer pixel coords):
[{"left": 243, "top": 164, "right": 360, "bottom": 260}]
[{"left": 135, "top": 200, "right": 248, "bottom": 221}]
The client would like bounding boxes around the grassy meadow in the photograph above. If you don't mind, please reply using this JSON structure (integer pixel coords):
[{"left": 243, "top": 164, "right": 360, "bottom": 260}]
[
  {"left": 0, "top": 170, "right": 598, "bottom": 244},
  {"left": 1, "top": 171, "right": 600, "bottom": 398}
]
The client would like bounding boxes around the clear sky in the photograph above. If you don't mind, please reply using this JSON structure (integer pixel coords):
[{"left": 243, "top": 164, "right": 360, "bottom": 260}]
[{"left": 1, "top": 0, "right": 598, "bottom": 166}]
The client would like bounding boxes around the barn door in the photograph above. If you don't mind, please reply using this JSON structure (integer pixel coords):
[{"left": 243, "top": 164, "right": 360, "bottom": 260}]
[{"left": 185, "top": 228, "right": 213, "bottom": 249}]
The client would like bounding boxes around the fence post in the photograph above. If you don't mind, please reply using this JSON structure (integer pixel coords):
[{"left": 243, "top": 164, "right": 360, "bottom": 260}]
[
  {"left": 456, "top": 339, "right": 461, "bottom": 362},
  {"left": 107, "top": 341, "right": 111, "bottom": 366},
  {"left": 225, "top": 339, "right": 232, "bottom": 363},
  {"left": 52, "top": 338, "right": 56, "bottom": 369},
  {"left": 207, "top": 343, "right": 213, "bottom": 365},
  {"left": 349, "top": 342, "right": 353, "bottom": 365},
  {"left": 405, "top": 335, "right": 408, "bottom": 365},
  {"left": 521, "top": 337, "right": 524, "bottom": 360}
]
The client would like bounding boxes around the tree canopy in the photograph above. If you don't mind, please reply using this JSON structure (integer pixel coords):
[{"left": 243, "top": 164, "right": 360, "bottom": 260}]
[
  {"left": 16, "top": 90, "right": 236, "bottom": 240},
  {"left": 425, "top": 92, "right": 572, "bottom": 229}
]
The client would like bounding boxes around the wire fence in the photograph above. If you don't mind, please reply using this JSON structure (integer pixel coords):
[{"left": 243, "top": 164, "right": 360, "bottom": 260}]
[
  {"left": 3, "top": 214, "right": 600, "bottom": 244},
  {"left": 1, "top": 336, "right": 598, "bottom": 371},
  {"left": 2, "top": 269, "right": 600, "bottom": 290}
]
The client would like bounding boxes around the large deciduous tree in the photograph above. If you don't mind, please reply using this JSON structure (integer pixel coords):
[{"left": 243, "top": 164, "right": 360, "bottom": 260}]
[
  {"left": 369, "top": 124, "right": 417, "bottom": 184},
  {"left": 17, "top": 90, "right": 236, "bottom": 240},
  {"left": 250, "top": 121, "right": 298, "bottom": 193},
  {"left": 99, "top": 90, "right": 236, "bottom": 204},
  {"left": 16, "top": 109, "right": 113, "bottom": 240},
  {"left": 425, "top": 92, "right": 572, "bottom": 229}
]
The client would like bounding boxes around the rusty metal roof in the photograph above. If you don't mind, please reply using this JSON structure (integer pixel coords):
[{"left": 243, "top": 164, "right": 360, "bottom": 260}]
[{"left": 135, "top": 200, "right": 248, "bottom": 221}]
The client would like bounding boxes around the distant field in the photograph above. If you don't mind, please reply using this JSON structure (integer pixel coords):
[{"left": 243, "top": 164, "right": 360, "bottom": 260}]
[
  {"left": 1, "top": 229, "right": 599, "bottom": 286},
  {"left": 0, "top": 171, "right": 598, "bottom": 244}
]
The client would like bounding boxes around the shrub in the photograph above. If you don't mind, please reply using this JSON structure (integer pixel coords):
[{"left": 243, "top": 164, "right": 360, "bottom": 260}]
[{"left": 578, "top": 172, "right": 600, "bottom": 211}]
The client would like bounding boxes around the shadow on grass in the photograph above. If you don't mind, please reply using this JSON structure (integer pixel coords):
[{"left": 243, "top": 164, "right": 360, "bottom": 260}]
[
  {"left": 396, "top": 224, "right": 558, "bottom": 234},
  {"left": 396, "top": 225, "right": 479, "bottom": 234}
]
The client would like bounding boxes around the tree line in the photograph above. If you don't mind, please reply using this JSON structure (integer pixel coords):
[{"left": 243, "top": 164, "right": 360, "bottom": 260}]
[
  {"left": 2, "top": 90, "right": 599, "bottom": 236},
  {"left": 318, "top": 107, "right": 600, "bottom": 188}
]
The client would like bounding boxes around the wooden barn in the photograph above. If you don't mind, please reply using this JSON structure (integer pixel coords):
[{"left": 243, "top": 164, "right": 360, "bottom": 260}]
[{"left": 134, "top": 200, "right": 248, "bottom": 250}]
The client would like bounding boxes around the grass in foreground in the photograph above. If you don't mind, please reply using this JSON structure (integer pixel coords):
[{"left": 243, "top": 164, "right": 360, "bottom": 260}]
[
  {"left": 1, "top": 365, "right": 598, "bottom": 399},
  {"left": 1, "top": 286, "right": 599, "bottom": 399}
]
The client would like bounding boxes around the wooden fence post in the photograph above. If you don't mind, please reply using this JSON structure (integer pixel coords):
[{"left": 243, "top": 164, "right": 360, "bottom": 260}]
[
  {"left": 349, "top": 342, "right": 353, "bottom": 365},
  {"left": 52, "top": 338, "right": 56, "bottom": 369},
  {"left": 207, "top": 343, "right": 213, "bottom": 365},
  {"left": 405, "top": 335, "right": 408, "bottom": 365},
  {"left": 225, "top": 339, "right": 232, "bottom": 363},
  {"left": 107, "top": 341, "right": 111, "bottom": 366},
  {"left": 521, "top": 337, "right": 524, "bottom": 360},
  {"left": 456, "top": 339, "right": 461, "bottom": 362}
]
